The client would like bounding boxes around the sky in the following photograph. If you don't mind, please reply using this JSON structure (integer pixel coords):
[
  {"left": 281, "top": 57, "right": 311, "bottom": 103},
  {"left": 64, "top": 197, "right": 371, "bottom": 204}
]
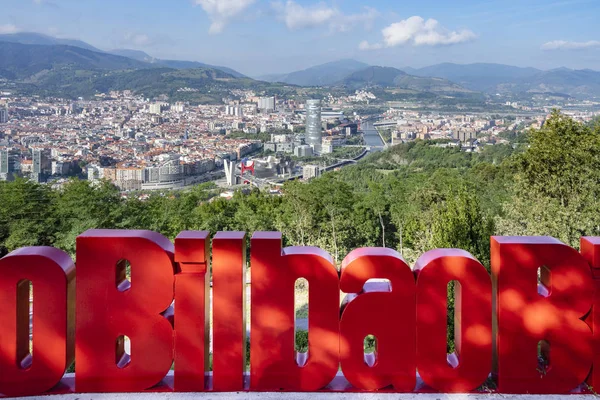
[{"left": 1, "top": 0, "right": 599, "bottom": 76}]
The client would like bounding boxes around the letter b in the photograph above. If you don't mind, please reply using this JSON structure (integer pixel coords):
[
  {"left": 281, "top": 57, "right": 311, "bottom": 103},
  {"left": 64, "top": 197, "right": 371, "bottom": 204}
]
[{"left": 76, "top": 230, "right": 176, "bottom": 392}]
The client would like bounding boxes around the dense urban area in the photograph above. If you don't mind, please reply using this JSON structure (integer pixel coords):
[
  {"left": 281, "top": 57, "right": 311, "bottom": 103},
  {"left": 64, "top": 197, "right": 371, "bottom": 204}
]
[{"left": 1, "top": 89, "right": 598, "bottom": 191}]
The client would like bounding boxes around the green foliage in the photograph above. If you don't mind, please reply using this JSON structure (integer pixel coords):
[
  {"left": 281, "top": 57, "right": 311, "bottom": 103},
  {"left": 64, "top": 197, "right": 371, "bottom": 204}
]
[
  {"left": 0, "top": 132, "right": 513, "bottom": 265},
  {"left": 497, "top": 110, "right": 600, "bottom": 248},
  {"left": 295, "top": 330, "right": 309, "bottom": 353},
  {"left": 227, "top": 131, "right": 271, "bottom": 143},
  {"left": 431, "top": 189, "right": 494, "bottom": 267},
  {"left": 364, "top": 335, "right": 377, "bottom": 354},
  {"left": 0, "top": 178, "right": 56, "bottom": 256}
]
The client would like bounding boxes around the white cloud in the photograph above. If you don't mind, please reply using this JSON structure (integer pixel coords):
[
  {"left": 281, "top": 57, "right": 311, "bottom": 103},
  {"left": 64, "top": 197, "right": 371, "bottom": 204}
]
[
  {"left": 194, "top": 0, "right": 256, "bottom": 34},
  {"left": 32, "top": 0, "right": 60, "bottom": 9},
  {"left": 541, "top": 40, "right": 600, "bottom": 50},
  {"left": 359, "top": 16, "right": 476, "bottom": 51},
  {"left": 0, "top": 24, "right": 19, "bottom": 34},
  {"left": 123, "top": 33, "right": 152, "bottom": 47},
  {"left": 331, "top": 7, "right": 379, "bottom": 33},
  {"left": 358, "top": 40, "right": 382, "bottom": 51},
  {"left": 272, "top": 1, "right": 378, "bottom": 33}
]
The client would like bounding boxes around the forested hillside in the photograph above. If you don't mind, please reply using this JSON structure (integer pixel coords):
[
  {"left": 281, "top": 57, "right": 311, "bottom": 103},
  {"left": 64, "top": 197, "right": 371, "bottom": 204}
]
[{"left": 1, "top": 111, "right": 598, "bottom": 269}]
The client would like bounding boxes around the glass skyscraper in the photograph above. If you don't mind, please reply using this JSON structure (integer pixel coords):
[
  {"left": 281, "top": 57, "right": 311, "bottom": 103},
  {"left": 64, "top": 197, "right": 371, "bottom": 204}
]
[{"left": 306, "top": 99, "right": 322, "bottom": 153}]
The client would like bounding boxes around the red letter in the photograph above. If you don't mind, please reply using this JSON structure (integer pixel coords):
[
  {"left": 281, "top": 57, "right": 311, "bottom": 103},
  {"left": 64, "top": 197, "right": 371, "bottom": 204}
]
[
  {"left": 492, "top": 237, "right": 593, "bottom": 394},
  {"left": 339, "top": 248, "right": 416, "bottom": 391},
  {"left": 581, "top": 237, "right": 600, "bottom": 390},
  {"left": 76, "top": 230, "right": 175, "bottom": 392},
  {"left": 212, "top": 232, "right": 247, "bottom": 391},
  {"left": 0, "top": 247, "right": 75, "bottom": 397},
  {"left": 174, "top": 231, "right": 210, "bottom": 392},
  {"left": 250, "top": 232, "right": 339, "bottom": 391},
  {"left": 414, "top": 249, "right": 492, "bottom": 392}
]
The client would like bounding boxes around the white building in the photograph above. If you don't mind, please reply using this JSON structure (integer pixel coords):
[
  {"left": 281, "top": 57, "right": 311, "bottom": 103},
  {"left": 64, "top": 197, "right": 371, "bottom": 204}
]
[
  {"left": 258, "top": 97, "right": 276, "bottom": 112},
  {"left": 303, "top": 165, "right": 320, "bottom": 181},
  {"left": 149, "top": 103, "right": 163, "bottom": 115}
]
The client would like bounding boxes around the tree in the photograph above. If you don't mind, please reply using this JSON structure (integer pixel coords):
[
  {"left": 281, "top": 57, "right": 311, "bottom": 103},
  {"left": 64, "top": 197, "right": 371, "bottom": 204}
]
[
  {"left": 364, "top": 182, "right": 390, "bottom": 248},
  {"left": 53, "top": 179, "right": 121, "bottom": 255},
  {"left": 497, "top": 111, "right": 600, "bottom": 248},
  {"left": 431, "top": 189, "right": 494, "bottom": 267},
  {"left": 518, "top": 110, "right": 600, "bottom": 206},
  {"left": 0, "top": 178, "right": 56, "bottom": 255}
]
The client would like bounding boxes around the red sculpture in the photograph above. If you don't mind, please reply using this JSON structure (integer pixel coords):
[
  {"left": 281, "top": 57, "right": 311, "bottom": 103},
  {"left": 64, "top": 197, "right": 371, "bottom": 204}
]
[
  {"left": 491, "top": 236, "right": 594, "bottom": 394},
  {"left": 173, "top": 231, "right": 210, "bottom": 392},
  {"left": 339, "top": 248, "right": 416, "bottom": 391},
  {"left": 250, "top": 232, "right": 340, "bottom": 391},
  {"left": 212, "top": 232, "right": 247, "bottom": 391},
  {"left": 241, "top": 159, "right": 255, "bottom": 176},
  {"left": 0, "top": 247, "right": 74, "bottom": 397},
  {"left": 414, "top": 249, "right": 492, "bottom": 392},
  {"left": 0, "top": 231, "right": 599, "bottom": 396},
  {"left": 581, "top": 237, "right": 600, "bottom": 390},
  {"left": 75, "top": 230, "right": 176, "bottom": 392}
]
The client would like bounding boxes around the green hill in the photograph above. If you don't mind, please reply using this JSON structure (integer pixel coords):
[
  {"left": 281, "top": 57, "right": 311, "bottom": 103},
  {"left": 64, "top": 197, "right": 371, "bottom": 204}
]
[
  {"left": 340, "top": 66, "right": 472, "bottom": 93},
  {"left": 0, "top": 41, "right": 289, "bottom": 103},
  {"left": 0, "top": 41, "right": 150, "bottom": 80},
  {"left": 409, "top": 63, "right": 600, "bottom": 98},
  {"left": 258, "top": 59, "right": 369, "bottom": 86}
]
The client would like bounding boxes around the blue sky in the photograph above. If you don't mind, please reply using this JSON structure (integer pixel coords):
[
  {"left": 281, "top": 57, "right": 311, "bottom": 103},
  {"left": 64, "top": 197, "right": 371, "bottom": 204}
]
[{"left": 1, "top": 0, "right": 599, "bottom": 76}]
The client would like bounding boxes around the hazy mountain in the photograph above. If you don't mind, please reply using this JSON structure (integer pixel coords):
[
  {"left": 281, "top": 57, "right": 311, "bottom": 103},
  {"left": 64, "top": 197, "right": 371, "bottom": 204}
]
[
  {"left": 409, "top": 63, "right": 542, "bottom": 92},
  {"left": 258, "top": 59, "right": 370, "bottom": 86},
  {"left": 15, "top": 66, "right": 284, "bottom": 104},
  {"left": 511, "top": 68, "right": 600, "bottom": 98},
  {"left": 400, "top": 66, "right": 418, "bottom": 75},
  {"left": 0, "top": 41, "right": 151, "bottom": 80},
  {"left": 342, "top": 66, "right": 408, "bottom": 87},
  {"left": 408, "top": 62, "right": 600, "bottom": 97},
  {"left": 0, "top": 32, "right": 103, "bottom": 53},
  {"left": 109, "top": 48, "right": 246, "bottom": 78},
  {"left": 109, "top": 49, "right": 155, "bottom": 63},
  {"left": 340, "top": 66, "right": 471, "bottom": 93},
  {"left": 0, "top": 32, "right": 245, "bottom": 78},
  {"left": 157, "top": 60, "right": 244, "bottom": 78},
  {"left": 0, "top": 41, "right": 285, "bottom": 103}
]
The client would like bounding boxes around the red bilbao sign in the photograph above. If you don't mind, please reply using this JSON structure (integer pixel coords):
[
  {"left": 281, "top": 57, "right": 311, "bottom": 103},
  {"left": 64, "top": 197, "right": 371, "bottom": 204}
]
[{"left": 1, "top": 230, "right": 600, "bottom": 396}]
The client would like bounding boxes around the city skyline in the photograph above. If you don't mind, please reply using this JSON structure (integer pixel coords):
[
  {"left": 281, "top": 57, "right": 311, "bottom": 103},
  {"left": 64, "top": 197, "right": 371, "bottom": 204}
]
[{"left": 1, "top": 0, "right": 599, "bottom": 76}]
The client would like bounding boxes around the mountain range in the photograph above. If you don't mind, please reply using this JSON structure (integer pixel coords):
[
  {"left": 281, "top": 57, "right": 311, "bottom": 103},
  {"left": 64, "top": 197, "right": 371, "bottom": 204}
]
[
  {"left": 403, "top": 63, "right": 600, "bottom": 97},
  {"left": 258, "top": 59, "right": 370, "bottom": 86},
  {"left": 1, "top": 32, "right": 600, "bottom": 100},
  {"left": 107, "top": 48, "right": 245, "bottom": 78},
  {"left": 0, "top": 39, "right": 278, "bottom": 104},
  {"left": 0, "top": 32, "right": 245, "bottom": 78},
  {"left": 339, "top": 66, "right": 472, "bottom": 93},
  {"left": 269, "top": 60, "right": 600, "bottom": 98},
  {"left": 404, "top": 63, "right": 542, "bottom": 92},
  {"left": 0, "top": 41, "right": 150, "bottom": 80},
  {"left": 0, "top": 32, "right": 103, "bottom": 53}
]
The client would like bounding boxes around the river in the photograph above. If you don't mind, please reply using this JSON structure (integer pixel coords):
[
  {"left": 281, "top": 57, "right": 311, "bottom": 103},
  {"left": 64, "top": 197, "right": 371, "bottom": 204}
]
[{"left": 361, "top": 120, "right": 386, "bottom": 151}]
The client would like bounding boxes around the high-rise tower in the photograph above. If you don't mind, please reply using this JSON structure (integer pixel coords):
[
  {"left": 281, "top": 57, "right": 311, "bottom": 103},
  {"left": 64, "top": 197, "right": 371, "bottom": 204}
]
[{"left": 305, "top": 99, "right": 322, "bottom": 153}]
